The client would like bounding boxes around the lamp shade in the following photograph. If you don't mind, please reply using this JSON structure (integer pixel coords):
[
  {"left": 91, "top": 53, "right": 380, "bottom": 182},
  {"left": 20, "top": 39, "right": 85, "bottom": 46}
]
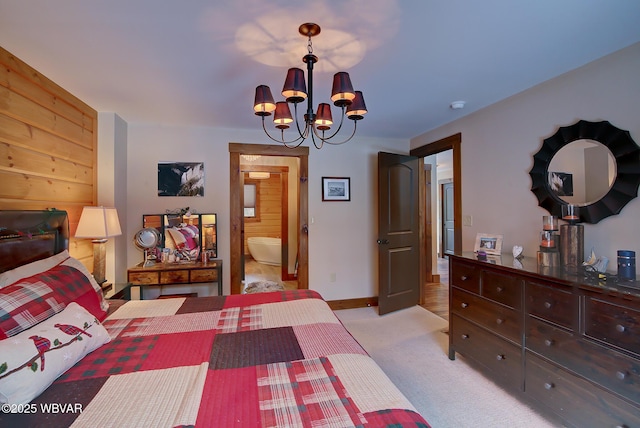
[
  {"left": 273, "top": 101, "right": 293, "bottom": 129},
  {"left": 75, "top": 206, "right": 122, "bottom": 239},
  {"left": 253, "top": 85, "right": 276, "bottom": 116},
  {"left": 331, "top": 72, "right": 356, "bottom": 107},
  {"left": 346, "top": 91, "right": 368, "bottom": 120},
  {"left": 282, "top": 68, "right": 307, "bottom": 103},
  {"left": 314, "top": 103, "right": 333, "bottom": 130}
]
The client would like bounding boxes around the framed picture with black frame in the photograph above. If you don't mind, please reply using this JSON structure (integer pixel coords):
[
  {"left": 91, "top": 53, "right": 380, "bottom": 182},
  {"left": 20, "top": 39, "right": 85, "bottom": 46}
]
[{"left": 322, "top": 177, "right": 350, "bottom": 201}]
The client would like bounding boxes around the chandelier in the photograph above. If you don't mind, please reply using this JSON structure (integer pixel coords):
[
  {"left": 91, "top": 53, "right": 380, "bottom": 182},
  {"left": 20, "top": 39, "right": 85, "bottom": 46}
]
[{"left": 253, "top": 23, "right": 368, "bottom": 149}]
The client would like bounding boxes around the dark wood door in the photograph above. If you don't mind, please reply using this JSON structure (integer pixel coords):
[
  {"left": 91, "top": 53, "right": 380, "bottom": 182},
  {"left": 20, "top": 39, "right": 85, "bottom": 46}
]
[
  {"left": 441, "top": 181, "right": 455, "bottom": 256},
  {"left": 378, "top": 152, "right": 420, "bottom": 315}
]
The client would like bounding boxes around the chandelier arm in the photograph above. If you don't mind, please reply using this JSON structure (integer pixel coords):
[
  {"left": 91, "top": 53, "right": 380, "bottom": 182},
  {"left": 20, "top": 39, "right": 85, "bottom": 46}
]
[
  {"left": 309, "top": 130, "right": 324, "bottom": 150},
  {"left": 321, "top": 120, "right": 358, "bottom": 146},
  {"left": 261, "top": 116, "right": 305, "bottom": 145},
  {"left": 311, "top": 106, "right": 348, "bottom": 142},
  {"left": 292, "top": 102, "right": 311, "bottom": 140}
]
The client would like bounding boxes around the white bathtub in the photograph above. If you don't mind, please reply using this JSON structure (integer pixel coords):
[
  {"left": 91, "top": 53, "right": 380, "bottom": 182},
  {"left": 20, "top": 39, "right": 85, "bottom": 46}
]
[{"left": 247, "top": 237, "right": 281, "bottom": 266}]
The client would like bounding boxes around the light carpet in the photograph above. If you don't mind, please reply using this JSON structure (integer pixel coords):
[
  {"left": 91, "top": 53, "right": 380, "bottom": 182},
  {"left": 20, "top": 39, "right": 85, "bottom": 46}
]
[{"left": 335, "top": 305, "right": 562, "bottom": 428}]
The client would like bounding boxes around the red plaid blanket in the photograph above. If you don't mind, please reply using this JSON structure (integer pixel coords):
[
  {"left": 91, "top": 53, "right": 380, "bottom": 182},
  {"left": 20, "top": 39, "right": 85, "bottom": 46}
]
[{"left": 1, "top": 290, "right": 430, "bottom": 427}]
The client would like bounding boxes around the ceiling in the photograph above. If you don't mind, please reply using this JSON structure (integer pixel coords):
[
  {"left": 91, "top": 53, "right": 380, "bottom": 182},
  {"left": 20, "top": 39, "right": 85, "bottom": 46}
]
[{"left": 1, "top": 1, "right": 640, "bottom": 142}]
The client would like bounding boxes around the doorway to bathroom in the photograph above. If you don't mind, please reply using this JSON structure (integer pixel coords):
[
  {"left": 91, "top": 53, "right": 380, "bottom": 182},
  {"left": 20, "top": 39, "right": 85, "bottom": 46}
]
[{"left": 229, "top": 143, "right": 309, "bottom": 295}]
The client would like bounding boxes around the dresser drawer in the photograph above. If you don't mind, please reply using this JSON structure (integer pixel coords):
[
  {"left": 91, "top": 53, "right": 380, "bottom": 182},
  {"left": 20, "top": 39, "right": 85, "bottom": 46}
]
[
  {"left": 527, "top": 317, "right": 640, "bottom": 405},
  {"left": 452, "top": 288, "right": 521, "bottom": 344},
  {"left": 482, "top": 270, "right": 522, "bottom": 309},
  {"left": 526, "top": 352, "right": 640, "bottom": 428},
  {"left": 526, "top": 281, "right": 575, "bottom": 330},
  {"left": 128, "top": 271, "right": 160, "bottom": 285},
  {"left": 584, "top": 295, "right": 640, "bottom": 356},
  {"left": 160, "top": 269, "right": 189, "bottom": 284},
  {"left": 190, "top": 268, "right": 218, "bottom": 283},
  {"left": 451, "top": 314, "right": 522, "bottom": 390},
  {"left": 450, "top": 259, "right": 480, "bottom": 293}
]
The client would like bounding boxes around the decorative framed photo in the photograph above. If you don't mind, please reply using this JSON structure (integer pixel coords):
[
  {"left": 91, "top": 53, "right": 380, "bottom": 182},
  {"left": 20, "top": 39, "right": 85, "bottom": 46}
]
[
  {"left": 158, "top": 162, "right": 204, "bottom": 197},
  {"left": 322, "top": 177, "right": 350, "bottom": 201},
  {"left": 474, "top": 233, "right": 503, "bottom": 255}
]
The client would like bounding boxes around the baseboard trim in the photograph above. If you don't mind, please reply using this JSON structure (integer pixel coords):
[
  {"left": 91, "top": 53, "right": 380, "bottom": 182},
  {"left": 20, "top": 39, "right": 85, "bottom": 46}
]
[{"left": 327, "top": 296, "right": 378, "bottom": 310}]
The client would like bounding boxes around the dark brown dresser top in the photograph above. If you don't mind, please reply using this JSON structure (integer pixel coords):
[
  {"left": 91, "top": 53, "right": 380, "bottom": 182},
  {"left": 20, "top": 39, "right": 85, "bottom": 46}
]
[{"left": 451, "top": 252, "right": 640, "bottom": 299}]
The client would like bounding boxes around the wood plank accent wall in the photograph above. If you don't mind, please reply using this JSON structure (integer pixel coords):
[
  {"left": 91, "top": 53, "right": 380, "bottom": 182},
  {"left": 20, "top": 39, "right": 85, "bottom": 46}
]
[{"left": 0, "top": 46, "right": 98, "bottom": 267}]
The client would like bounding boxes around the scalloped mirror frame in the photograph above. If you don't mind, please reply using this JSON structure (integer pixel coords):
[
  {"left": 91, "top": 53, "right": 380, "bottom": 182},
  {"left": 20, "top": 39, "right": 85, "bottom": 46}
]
[{"left": 529, "top": 120, "right": 640, "bottom": 224}]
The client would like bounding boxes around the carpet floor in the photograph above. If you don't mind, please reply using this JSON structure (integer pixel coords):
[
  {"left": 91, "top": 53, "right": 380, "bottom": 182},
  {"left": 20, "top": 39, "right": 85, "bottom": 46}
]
[{"left": 335, "top": 305, "right": 562, "bottom": 428}]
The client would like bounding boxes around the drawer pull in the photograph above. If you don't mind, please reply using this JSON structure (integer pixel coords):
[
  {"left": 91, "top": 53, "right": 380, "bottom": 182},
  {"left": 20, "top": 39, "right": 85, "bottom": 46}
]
[
  {"left": 616, "top": 371, "right": 628, "bottom": 380},
  {"left": 496, "top": 286, "right": 503, "bottom": 293},
  {"left": 543, "top": 301, "right": 552, "bottom": 309},
  {"left": 461, "top": 302, "right": 469, "bottom": 309},
  {"left": 616, "top": 324, "right": 626, "bottom": 333},
  {"left": 496, "top": 318, "right": 504, "bottom": 325},
  {"left": 461, "top": 334, "right": 469, "bottom": 340},
  {"left": 496, "top": 354, "right": 505, "bottom": 361},
  {"left": 461, "top": 275, "right": 469, "bottom": 281},
  {"left": 544, "top": 339, "right": 555, "bottom": 347},
  {"left": 544, "top": 382, "right": 555, "bottom": 390}
]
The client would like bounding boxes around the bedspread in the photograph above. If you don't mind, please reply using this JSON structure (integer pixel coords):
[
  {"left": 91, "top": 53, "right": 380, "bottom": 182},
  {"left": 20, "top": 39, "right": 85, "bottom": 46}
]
[{"left": 1, "top": 290, "right": 430, "bottom": 427}]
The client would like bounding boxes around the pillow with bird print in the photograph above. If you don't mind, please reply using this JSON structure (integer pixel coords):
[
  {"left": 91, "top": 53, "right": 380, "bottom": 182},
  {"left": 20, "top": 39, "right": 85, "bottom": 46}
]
[{"left": 0, "top": 302, "right": 111, "bottom": 405}]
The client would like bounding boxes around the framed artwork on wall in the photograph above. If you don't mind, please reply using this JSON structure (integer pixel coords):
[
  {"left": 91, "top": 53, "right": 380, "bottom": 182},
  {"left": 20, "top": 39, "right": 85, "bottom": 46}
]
[
  {"left": 322, "top": 177, "right": 350, "bottom": 201},
  {"left": 158, "top": 162, "right": 204, "bottom": 196}
]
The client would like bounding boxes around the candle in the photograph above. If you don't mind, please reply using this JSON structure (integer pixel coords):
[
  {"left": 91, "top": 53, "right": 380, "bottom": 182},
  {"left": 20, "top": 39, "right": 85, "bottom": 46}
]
[
  {"left": 541, "top": 238, "right": 555, "bottom": 247},
  {"left": 562, "top": 204, "right": 579, "bottom": 221},
  {"left": 542, "top": 215, "right": 558, "bottom": 231},
  {"left": 540, "top": 231, "right": 556, "bottom": 248}
]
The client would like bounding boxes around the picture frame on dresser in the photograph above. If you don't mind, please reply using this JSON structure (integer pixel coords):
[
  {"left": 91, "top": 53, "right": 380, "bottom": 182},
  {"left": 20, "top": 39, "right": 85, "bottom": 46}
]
[{"left": 474, "top": 233, "right": 503, "bottom": 255}]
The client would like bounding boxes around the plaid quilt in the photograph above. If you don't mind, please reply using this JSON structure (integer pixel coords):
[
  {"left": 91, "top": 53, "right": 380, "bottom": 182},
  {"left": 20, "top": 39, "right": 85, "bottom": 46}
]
[{"left": 1, "top": 290, "right": 430, "bottom": 427}]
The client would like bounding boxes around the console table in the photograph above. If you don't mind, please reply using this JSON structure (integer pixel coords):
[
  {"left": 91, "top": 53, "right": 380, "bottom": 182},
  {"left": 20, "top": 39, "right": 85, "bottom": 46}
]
[
  {"left": 449, "top": 252, "right": 639, "bottom": 428},
  {"left": 127, "top": 260, "right": 223, "bottom": 299}
]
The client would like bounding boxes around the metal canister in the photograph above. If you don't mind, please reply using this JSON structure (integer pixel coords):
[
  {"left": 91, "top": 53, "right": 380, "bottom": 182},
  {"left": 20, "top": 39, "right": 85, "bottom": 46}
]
[{"left": 617, "top": 250, "right": 636, "bottom": 281}]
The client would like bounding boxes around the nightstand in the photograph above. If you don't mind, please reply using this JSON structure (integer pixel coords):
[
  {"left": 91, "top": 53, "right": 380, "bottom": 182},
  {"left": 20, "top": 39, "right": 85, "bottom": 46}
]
[{"left": 104, "top": 282, "right": 132, "bottom": 300}]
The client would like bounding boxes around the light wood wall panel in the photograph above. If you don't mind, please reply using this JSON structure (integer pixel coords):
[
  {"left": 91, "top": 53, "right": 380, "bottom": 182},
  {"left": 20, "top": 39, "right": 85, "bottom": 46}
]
[
  {"left": 244, "top": 173, "right": 282, "bottom": 255},
  {"left": 0, "top": 46, "right": 97, "bottom": 267}
]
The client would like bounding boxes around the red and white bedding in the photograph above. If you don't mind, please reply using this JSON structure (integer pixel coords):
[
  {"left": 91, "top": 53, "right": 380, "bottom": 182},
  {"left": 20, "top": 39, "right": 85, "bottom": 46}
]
[{"left": 2, "top": 290, "right": 430, "bottom": 427}]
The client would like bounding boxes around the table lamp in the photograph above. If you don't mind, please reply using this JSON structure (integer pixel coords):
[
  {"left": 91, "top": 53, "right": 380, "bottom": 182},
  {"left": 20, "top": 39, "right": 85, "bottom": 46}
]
[{"left": 75, "top": 206, "right": 122, "bottom": 284}]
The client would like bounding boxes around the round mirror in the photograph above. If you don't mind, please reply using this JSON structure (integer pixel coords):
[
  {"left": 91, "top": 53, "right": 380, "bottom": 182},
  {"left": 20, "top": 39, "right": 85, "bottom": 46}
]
[
  {"left": 547, "top": 139, "right": 616, "bottom": 206},
  {"left": 134, "top": 228, "right": 160, "bottom": 249},
  {"left": 529, "top": 120, "right": 640, "bottom": 224},
  {"left": 134, "top": 228, "right": 160, "bottom": 267}
]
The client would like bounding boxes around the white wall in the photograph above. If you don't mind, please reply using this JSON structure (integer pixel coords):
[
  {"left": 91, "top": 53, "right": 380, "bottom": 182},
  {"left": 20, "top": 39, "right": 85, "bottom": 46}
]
[
  {"left": 411, "top": 42, "right": 640, "bottom": 265},
  {"left": 122, "top": 123, "right": 406, "bottom": 300},
  {"left": 97, "top": 112, "right": 128, "bottom": 292}
]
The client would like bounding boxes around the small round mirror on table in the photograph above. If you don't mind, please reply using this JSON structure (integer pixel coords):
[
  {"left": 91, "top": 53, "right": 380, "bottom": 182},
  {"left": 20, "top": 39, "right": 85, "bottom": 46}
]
[
  {"left": 134, "top": 228, "right": 160, "bottom": 267},
  {"left": 529, "top": 120, "right": 640, "bottom": 224}
]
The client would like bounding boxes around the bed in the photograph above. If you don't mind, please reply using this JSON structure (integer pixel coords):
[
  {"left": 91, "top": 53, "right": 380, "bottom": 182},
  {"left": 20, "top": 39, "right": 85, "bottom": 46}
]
[{"left": 0, "top": 210, "right": 430, "bottom": 427}]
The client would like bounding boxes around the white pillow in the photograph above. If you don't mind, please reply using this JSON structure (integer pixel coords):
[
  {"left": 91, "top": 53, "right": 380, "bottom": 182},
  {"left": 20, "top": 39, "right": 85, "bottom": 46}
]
[
  {"left": 0, "top": 250, "right": 70, "bottom": 288},
  {"left": 0, "top": 302, "right": 111, "bottom": 405}
]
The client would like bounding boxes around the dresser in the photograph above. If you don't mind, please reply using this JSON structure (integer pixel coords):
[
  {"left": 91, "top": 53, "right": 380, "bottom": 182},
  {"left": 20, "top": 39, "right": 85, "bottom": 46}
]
[
  {"left": 449, "top": 253, "right": 640, "bottom": 428},
  {"left": 127, "top": 260, "right": 223, "bottom": 299}
]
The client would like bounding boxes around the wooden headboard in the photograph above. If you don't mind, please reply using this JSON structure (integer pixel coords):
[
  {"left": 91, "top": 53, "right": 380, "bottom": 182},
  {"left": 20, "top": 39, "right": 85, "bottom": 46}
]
[{"left": 0, "top": 210, "right": 69, "bottom": 273}]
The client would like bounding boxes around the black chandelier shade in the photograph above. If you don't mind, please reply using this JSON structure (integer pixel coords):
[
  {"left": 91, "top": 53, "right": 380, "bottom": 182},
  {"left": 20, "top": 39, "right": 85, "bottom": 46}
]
[{"left": 252, "top": 23, "right": 367, "bottom": 148}]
